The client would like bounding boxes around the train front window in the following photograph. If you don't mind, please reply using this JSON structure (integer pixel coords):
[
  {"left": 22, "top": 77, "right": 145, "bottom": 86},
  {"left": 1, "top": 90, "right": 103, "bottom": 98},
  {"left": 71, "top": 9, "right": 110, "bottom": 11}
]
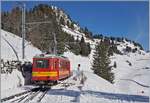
[{"left": 35, "top": 59, "right": 49, "bottom": 68}]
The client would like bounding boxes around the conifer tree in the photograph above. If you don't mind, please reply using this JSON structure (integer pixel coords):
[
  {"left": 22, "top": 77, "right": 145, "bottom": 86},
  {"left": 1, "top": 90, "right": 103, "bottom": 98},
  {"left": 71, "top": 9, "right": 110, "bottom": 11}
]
[
  {"left": 68, "top": 36, "right": 81, "bottom": 55},
  {"left": 114, "top": 61, "right": 117, "bottom": 68},
  {"left": 60, "top": 16, "right": 65, "bottom": 25},
  {"left": 80, "top": 36, "right": 90, "bottom": 56},
  {"left": 92, "top": 41, "right": 114, "bottom": 83}
]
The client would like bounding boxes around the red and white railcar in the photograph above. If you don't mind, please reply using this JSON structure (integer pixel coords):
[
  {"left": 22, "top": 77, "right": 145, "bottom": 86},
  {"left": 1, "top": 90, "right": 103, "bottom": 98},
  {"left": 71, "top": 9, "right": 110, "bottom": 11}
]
[{"left": 32, "top": 54, "right": 71, "bottom": 85}]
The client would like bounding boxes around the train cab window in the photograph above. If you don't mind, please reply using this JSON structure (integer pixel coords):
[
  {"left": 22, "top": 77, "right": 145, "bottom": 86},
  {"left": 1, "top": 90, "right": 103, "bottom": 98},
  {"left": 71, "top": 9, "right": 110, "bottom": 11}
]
[{"left": 35, "top": 59, "right": 49, "bottom": 68}]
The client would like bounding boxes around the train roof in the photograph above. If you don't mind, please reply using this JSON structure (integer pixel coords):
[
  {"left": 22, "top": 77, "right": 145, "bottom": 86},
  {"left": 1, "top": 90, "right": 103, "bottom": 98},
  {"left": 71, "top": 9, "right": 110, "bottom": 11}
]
[{"left": 33, "top": 54, "right": 69, "bottom": 60}]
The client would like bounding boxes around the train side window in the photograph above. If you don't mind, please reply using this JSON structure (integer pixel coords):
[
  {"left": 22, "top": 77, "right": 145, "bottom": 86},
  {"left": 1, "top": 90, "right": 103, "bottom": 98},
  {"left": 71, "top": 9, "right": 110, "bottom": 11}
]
[{"left": 35, "top": 59, "right": 49, "bottom": 68}]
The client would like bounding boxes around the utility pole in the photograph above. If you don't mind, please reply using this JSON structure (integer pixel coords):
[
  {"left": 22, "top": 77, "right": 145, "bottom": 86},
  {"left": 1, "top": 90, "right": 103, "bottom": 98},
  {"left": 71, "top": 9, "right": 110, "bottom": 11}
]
[
  {"left": 149, "top": 25, "right": 150, "bottom": 51},
  {"left": 149, "top": 1, "right": 150, "bottom": 51},
  {"left": 22, "top": 3, "right": 26, "bottom": 60},
  {"left": 53, "top": 33, "right": 57, "bottom": 55}
]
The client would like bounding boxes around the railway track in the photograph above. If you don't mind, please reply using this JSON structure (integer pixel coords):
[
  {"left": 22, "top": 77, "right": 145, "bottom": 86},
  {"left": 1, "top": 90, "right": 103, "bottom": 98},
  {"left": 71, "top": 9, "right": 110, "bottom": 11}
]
[
  {"left": 1, "top": 77, "right": 76, "bottom": 103},
  {"left": 37, "top": 88, "right": 49, "bottom": 102},
  {"left": 1, "top": 87, "right": 50, "bottom": 103}
]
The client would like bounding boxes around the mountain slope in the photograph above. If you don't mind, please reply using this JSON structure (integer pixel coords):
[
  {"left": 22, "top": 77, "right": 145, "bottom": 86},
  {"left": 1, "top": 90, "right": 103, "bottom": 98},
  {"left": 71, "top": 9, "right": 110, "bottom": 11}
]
[{"left": 60, "top": 21, "right": 150, "bottom": 96}]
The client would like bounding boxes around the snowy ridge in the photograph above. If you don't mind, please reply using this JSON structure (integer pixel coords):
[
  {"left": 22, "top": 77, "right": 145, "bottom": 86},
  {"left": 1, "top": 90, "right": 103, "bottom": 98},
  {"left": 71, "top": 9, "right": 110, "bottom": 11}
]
[
  {"left": 52, "top": 5, "right": 81, "bottom": 32},
  {"left": 55, "top": 6, "right": 145, "bottom": 55},
  {"left": 116, "top": 39, "right": 145, "bottom": 54}
]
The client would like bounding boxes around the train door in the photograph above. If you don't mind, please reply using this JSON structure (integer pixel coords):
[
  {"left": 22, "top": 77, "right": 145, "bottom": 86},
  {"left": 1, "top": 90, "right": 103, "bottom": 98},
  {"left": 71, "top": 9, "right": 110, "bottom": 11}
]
[
  {"left": 58, "top": 59, "right": 64, "bottom": 79},
  {"left": 53, "top": 58, "right": 59, "bottom": 70},
  {"left": 52, "top": 58, "right": 59, "bottom": 80}
]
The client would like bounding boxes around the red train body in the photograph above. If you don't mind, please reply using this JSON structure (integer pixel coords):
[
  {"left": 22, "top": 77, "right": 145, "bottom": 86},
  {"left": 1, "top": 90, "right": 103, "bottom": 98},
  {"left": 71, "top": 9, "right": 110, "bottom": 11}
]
[{"left": 32, "top": 54, "right": 71, "bottom": 85}]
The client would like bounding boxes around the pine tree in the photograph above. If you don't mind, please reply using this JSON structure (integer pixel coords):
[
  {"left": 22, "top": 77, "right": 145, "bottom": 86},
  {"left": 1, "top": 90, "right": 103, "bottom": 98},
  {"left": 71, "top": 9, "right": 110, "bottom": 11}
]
[
  {"left": 66, "top": 20, "right": 70, "bottom": 27},
  {"left": 60, "top": 16, "right": 65, "bottom": 25},
  {"left": 83, "top": 27, "right": 93, "bottom": 39},
  {"left": 68, "top": 36, "right": 81, "bottom": 55},
  {"left": 125, "top": 46, "right": 132, "bottom": 52},
  {"left": 92, "top": 41, "right": 114, "bottom": 83},
  {"left": 87, "top": 43, "right": 91, "bottom": 55},
  {"left": 80, "top": 36, "right": 90, "bottom": 56},
  {"left": 70, "top": 22, "right": 74, "bottom": 30},
  {"left": 114, "top": 61, "right": 117, "bottom": 68}
]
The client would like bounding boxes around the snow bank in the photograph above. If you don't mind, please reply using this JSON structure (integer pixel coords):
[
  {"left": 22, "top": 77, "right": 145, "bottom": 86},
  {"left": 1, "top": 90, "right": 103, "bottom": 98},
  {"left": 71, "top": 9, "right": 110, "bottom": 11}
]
[
  {"left": 1, "top": 69, "right": 24, "bottom": 91},
  {"left": 83, "top": 71, "right": 118, "bottom": 93}
]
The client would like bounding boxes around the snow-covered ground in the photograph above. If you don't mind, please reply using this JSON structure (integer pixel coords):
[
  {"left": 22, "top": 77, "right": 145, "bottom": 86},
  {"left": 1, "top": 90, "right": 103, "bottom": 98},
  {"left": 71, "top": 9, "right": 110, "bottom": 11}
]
[
  {"left": 1, "top": 29, "right": 149, "bottom": 103},
  {"left": 1, "top": 69, "right": 24, "bottom": 92},
  {"left": 42, "top": 71, "right": 148, "bottom": 103},
  {"left": 111, "top": 53, "right": 150, "bottom": 96},
  {"left": 2, "top": 71, "right": 148, "bottom": 103}
]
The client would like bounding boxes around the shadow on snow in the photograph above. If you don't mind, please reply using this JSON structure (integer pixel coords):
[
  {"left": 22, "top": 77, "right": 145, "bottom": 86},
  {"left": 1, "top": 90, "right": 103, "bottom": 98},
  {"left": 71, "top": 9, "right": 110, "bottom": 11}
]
[{"left": 47, "top": 89, "right": 149, "bottom": 103}]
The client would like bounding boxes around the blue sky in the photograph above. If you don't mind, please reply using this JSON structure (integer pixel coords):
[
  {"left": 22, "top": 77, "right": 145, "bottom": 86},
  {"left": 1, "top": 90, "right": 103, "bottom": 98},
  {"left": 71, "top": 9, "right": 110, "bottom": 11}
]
[{"left": 1, "top": 1, "right": 149, "bottom": 50}]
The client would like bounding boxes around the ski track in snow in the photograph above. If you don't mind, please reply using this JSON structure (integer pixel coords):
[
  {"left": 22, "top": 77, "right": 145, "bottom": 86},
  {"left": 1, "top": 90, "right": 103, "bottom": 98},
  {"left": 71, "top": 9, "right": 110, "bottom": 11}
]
[{"left": 120, "top": 79, "right": 150, "bottom": 88}]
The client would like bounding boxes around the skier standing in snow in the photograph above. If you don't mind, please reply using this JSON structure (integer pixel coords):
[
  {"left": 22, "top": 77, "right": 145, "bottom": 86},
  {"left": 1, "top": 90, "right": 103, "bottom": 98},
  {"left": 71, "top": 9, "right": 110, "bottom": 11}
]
[
  {"left": 76, "top": 64, "right": 81, "bottom": 81},
  {"left": 73, "top": 64, "right": 80, "bottom": 81},
  {"left": 73, "top": 64, "right": 87, "bottom": 91},
  {"left": 74, "top": 64, "right": 87, "bottom": 85}
]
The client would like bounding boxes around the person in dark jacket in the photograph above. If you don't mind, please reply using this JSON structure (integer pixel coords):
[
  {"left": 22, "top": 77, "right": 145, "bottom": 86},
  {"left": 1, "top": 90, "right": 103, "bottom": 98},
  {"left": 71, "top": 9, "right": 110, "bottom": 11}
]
[{"left": 21, "top": 61, "right": 32, "bottom": 85}]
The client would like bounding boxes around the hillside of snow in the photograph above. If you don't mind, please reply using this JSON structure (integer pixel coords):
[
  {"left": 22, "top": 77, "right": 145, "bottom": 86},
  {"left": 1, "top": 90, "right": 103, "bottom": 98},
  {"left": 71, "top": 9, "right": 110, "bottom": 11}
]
[
  {"left": 1, "top": 29, "right": 42, "bottom": 94},
  {"left": 64, "top": 51, "right": 92, "bottom": 72},
  {"left": 1, "top": 29, "right": 42, "bottom": 61},
  {"left": 62, "top": 26, "right": 150, "bottom": 97}
]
